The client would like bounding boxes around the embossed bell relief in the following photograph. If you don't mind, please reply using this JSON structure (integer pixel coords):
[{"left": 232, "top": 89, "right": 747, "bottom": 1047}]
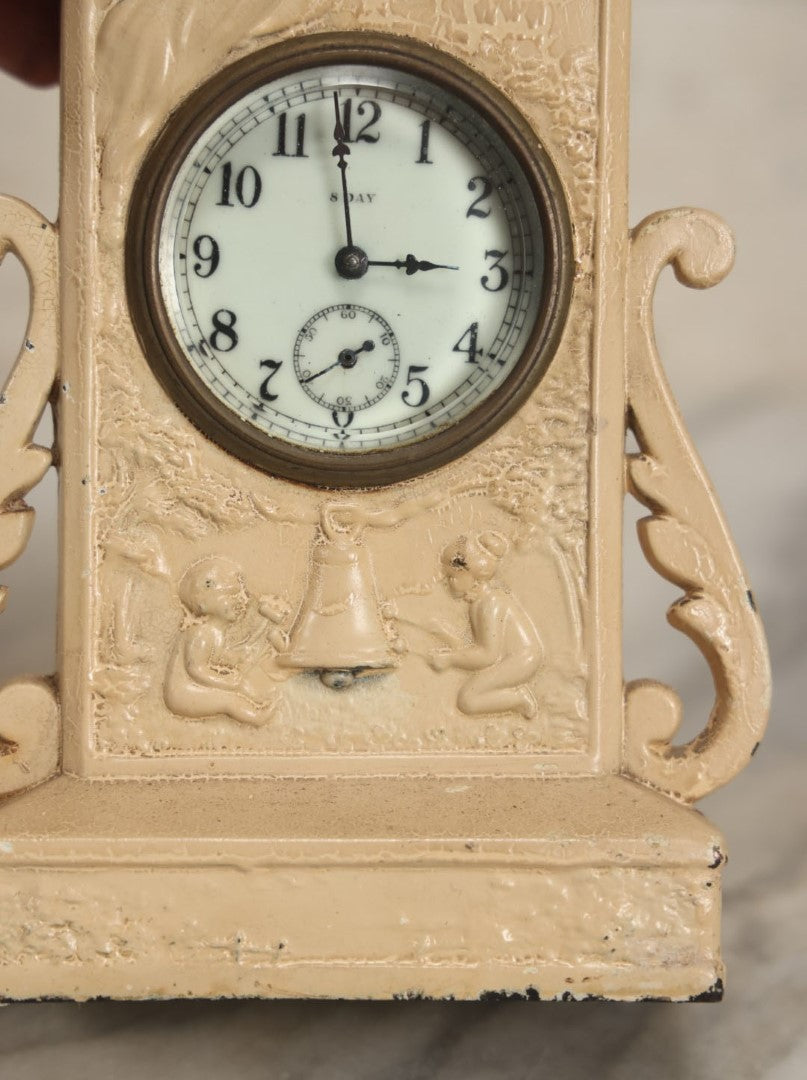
[
  {"left": 0, "top": 0, "right": 769, "bottom": 1001},
  {"left": 281, "top": 516, "right": 398, "bottom": 687}
]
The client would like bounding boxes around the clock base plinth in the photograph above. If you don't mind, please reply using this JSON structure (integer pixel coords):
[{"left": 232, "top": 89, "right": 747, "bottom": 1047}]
[{"left": 0, "top": 775, "right": 723, "bottom": 1002}]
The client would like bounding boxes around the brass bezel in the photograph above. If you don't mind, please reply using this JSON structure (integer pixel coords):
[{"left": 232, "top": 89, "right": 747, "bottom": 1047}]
[{"left": 126, "top": 32, "right": 574, "bottom": 489}]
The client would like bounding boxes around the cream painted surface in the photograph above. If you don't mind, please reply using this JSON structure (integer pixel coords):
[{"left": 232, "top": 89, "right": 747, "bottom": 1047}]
[{"left": 0, "top": 0, "right": 786, "bottom": 1032}]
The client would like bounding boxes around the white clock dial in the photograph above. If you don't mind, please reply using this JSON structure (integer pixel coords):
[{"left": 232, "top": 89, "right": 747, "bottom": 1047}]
[
  {"left": 161, "top": 66, "right": 545, "bottom": 449},
  {"left": 129, "top": 37, "right": 572, "bottom": 485}
]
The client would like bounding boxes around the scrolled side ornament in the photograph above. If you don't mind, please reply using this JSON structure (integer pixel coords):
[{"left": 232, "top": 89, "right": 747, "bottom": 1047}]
[
  {"left": 624, "top": 208, "right": 771, "bottom": 803},
  {"left": 0, "top": 196, "right": 60, "bottom": 794}
]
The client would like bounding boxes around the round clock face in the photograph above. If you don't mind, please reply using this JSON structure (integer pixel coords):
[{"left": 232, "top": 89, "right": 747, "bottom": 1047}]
[{"left": 128, "top": 35, "right": 573, "bottom": 487}]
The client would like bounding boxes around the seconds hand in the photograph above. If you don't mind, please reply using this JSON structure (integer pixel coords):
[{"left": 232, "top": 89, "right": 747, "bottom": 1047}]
[{"left": 301, "top": 340, "right": 375, "bottom": 385}]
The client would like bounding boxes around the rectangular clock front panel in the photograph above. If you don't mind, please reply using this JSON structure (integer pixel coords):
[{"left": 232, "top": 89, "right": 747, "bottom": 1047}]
[{"left": 58, "top": 0, "right": 628, "bottom": 776}]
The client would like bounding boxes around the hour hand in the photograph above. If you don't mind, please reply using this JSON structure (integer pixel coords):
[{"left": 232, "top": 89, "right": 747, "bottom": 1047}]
[{"left": 366, "top": 254, "right": 459, "bottom": 275}]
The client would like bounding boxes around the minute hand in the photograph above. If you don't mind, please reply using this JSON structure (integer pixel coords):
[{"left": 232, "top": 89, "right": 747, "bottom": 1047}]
[
  {"left": 367, "top": 254, "right": 459, "bottom": 276},
  {"left": 331, "top": 91, "right": 354, "bottom": 248}
]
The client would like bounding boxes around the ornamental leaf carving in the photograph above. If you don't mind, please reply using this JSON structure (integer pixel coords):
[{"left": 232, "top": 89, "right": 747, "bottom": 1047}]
[
  {"left": 0, "top": 196, "right": 61, "bottom": 793},
  {"left": 624, "top": 208, "right": 770, "bottom": 803}
]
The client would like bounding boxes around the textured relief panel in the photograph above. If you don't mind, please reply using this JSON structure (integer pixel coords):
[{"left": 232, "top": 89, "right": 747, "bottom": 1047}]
[
  {"left": 92, "top": 380, "right": 590, "bottom": 756},
  {"left": 81, "top": 0, "right": 599, "bottom": 762}
]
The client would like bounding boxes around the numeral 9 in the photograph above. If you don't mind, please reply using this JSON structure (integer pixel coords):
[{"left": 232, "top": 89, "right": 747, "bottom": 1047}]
[{"left": 192, "top": 235, "right": 219, "bottom": 278}]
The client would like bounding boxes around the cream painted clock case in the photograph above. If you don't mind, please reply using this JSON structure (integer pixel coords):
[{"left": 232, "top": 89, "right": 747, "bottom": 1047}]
[{"left": 0, "top": 0, "right": 770, "bottom": 1001}]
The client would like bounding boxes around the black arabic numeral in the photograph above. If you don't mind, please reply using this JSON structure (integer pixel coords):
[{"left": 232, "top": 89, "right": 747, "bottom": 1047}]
[
  {"left": 209, "top": 309, "right": 238, "bottom": 352},
  {"left": 402, "top": 365, "right": 430, "bottom": 408},
  {"left": 217, "top": 162, "right": 232, "bottom": 206},
  {"left": 416, "top": 119, "right": 433, "bottom": 164},
  {"left": 357, "top": 101, "right": 382, "bottom": 143},
  {"left": 258, "top": 358, "right": 282, "bottom": 402},
  {"left": 481, "top": 250, "right": 509, "bottom": 293},
  {"left": 466, "top": 175, "right": 493, "bottom": 218},
  {"left": 273, "top": 112, "right": 308, "bottom": 157},
  {"left": 342, "top": 99, "right": 382, "bottom": 143},
  {"left": 192, "top": 235, "right": 219, "bottom": 278},
  {"left": 235, "top": 165, "right": 261, "bottom": 207},
  {"left": 217, "top": 162, "right": 262, "bottom": 207},
  {"left": 452, "top": 322, "right": 482, "bottom": 364}
]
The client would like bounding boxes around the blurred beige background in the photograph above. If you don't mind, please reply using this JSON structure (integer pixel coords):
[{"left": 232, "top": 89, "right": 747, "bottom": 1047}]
[{"left": 0, "top": 2, "right": 804, "bottom": 1077}]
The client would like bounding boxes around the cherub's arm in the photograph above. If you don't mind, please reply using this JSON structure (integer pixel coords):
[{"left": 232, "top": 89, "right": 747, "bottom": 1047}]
[
  {"left": 239, "top": 618, "right": 272, "bottom": 656},
  {"left": 437, "top": 596, "right": 503, "bottom": 671},
  {"left": 183, "top": 626, "right": 240, "bottom": 690}
]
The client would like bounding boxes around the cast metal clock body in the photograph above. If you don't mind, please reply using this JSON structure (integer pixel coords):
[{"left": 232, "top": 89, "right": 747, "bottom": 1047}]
[{"left": 0, "top": 0, "right": 770, "bottom": 1005}]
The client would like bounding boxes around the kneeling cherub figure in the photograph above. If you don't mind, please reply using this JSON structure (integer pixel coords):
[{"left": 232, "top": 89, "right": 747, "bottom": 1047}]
[{"left": 430, "top": 532, "right": 542, "bottom": 719}]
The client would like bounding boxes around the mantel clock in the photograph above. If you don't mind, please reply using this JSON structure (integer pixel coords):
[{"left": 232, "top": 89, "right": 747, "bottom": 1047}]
[{"left": 0, "top": 0, "right": 770, "bottom": 1001}]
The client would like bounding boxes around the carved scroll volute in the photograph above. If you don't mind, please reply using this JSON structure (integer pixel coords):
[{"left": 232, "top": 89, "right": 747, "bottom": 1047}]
[
  {"left": 0, "top": 195, "right": 60, "bottom": 794},
  {"left": 623, "top": 208, "right": 771, "bottom": 804}
]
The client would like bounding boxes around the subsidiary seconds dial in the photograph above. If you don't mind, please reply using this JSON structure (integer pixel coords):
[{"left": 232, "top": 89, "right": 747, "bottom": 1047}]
[
  {"left": 294, "top": 305, "right": 400, "bottom": 418},
  {"left": 128, "top": 34, "right": 573, "bottom": 487}
]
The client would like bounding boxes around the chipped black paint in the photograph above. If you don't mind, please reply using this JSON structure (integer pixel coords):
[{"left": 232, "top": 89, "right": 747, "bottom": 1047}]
[
  {"left": 691, "top": 978, "right": 724, "bottom": 1003},
  {"left": 709, "top": 846, "right": 725, "bottom": 869},
  {"left": 392, "top": 990, "right": 455, "bottom": 1002},
  {"left": 746, "top": 589, "right": 757, "bottom": 612},
  {"left": 2, "top": 983, "right": 724, "bottom": 1004},
  {"left": 479, "top": 987, "right": 540, "bottom": 1002}
]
